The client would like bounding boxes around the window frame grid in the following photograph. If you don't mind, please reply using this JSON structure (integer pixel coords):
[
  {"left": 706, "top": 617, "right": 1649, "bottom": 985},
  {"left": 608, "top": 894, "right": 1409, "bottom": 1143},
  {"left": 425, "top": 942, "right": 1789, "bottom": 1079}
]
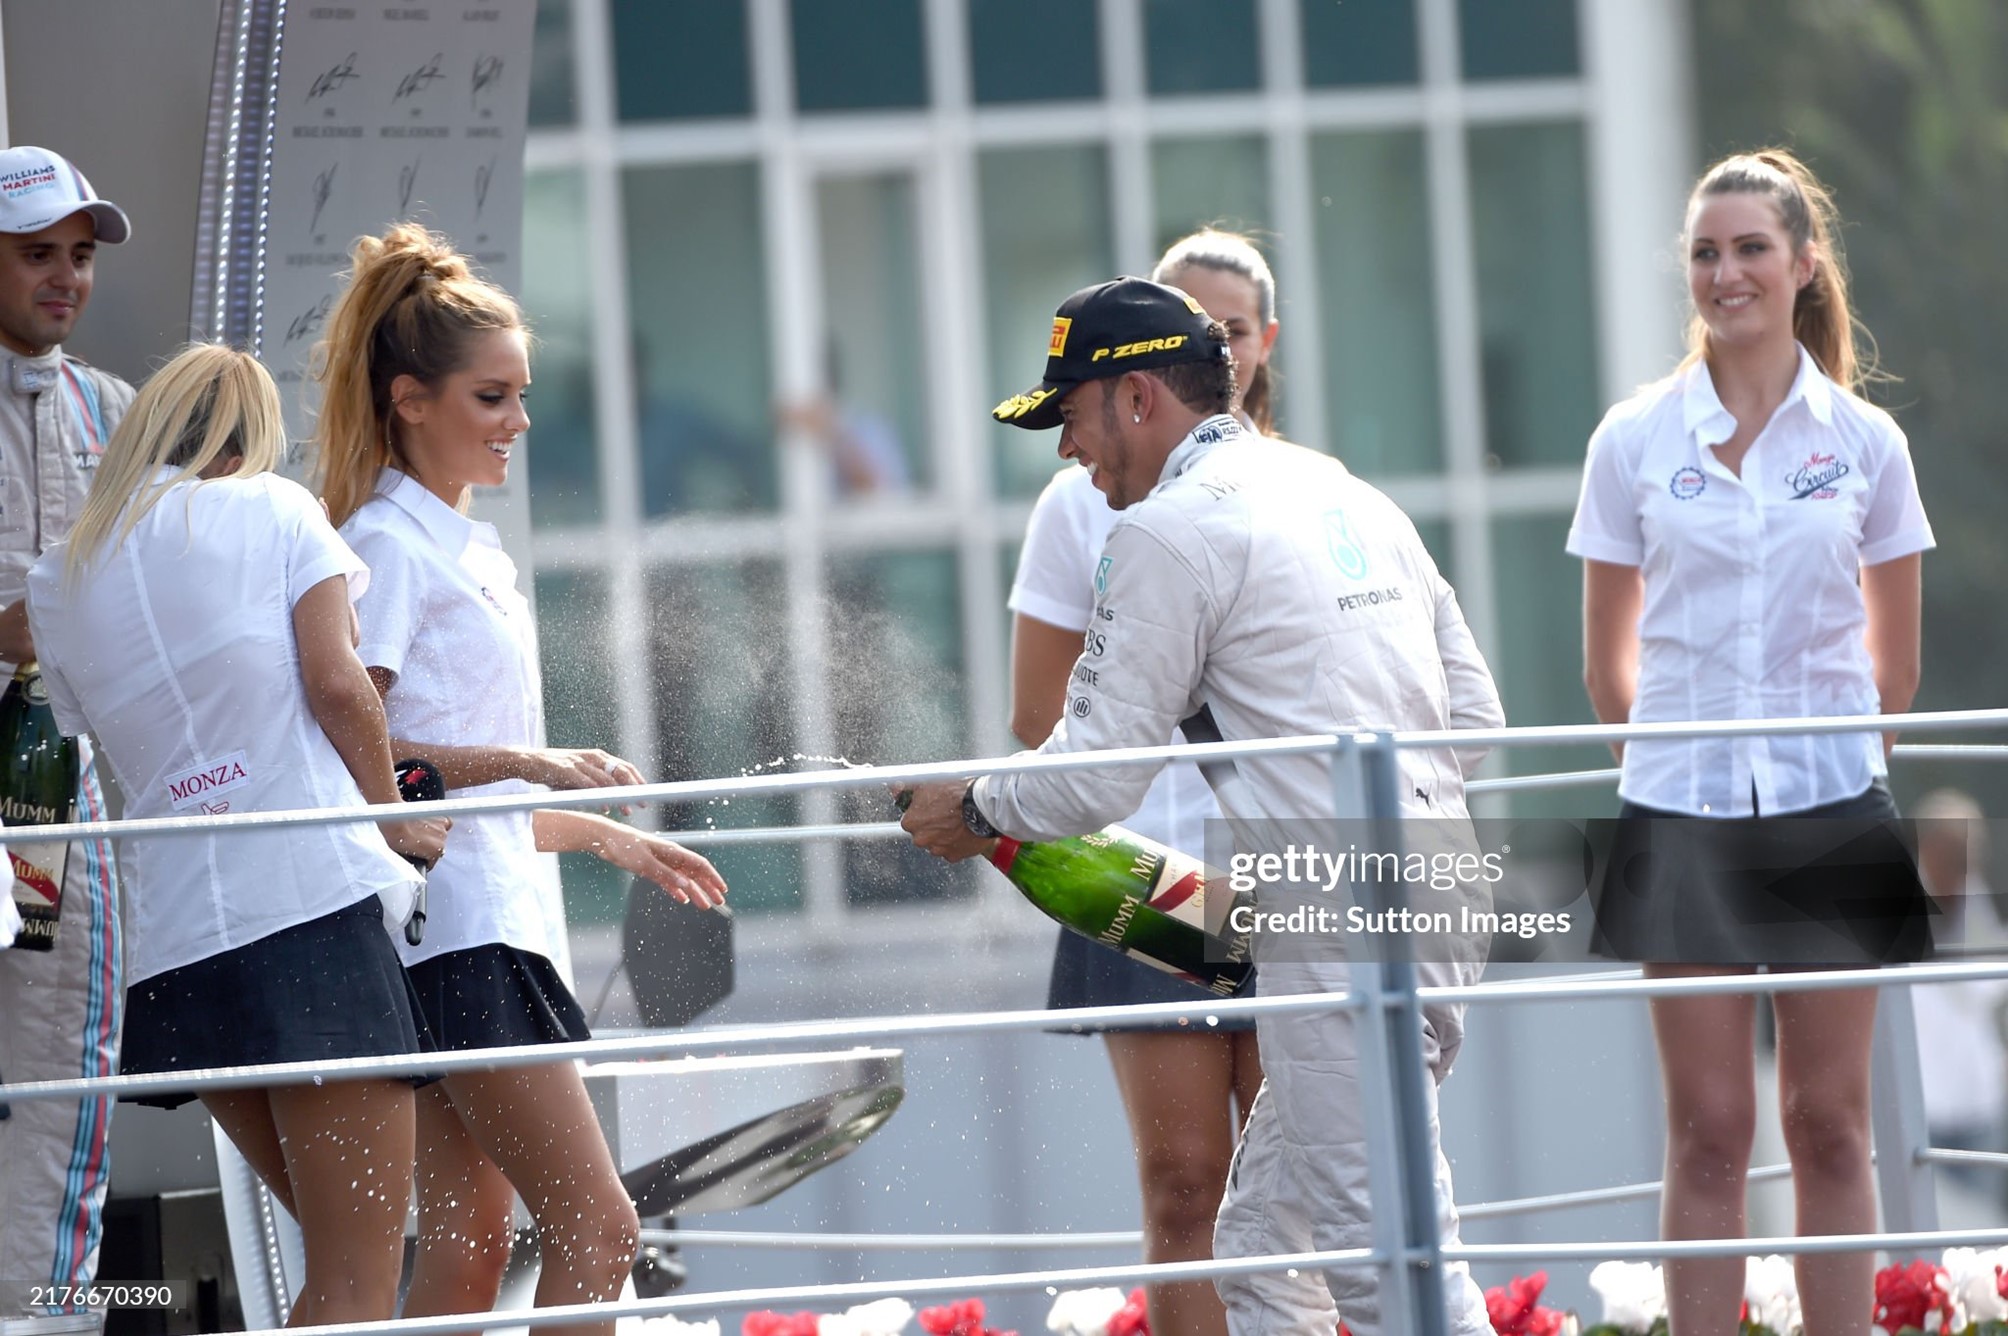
[{"left": 528, "top": 0, "right": 1689, "bottom": 934}]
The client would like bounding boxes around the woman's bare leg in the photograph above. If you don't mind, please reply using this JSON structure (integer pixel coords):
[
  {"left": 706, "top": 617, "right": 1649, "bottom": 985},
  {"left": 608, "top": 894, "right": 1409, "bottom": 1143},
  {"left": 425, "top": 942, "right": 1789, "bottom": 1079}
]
[
  {"left": 1649, "top": 965, "right": 1758, "bottom": 1336},
  {"left": 1106, "top": 1030, "right": 1255, "bottom": 1336}
]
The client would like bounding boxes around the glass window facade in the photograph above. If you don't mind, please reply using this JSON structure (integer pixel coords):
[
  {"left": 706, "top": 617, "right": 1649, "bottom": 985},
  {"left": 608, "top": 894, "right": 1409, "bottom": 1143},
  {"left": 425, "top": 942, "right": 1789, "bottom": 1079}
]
[
  {"left": 534, "top": 569, "right": 625, "bottom": 922},
  {"left": 1459, "top": 0, "right": 1580, "bottom": 81},
  {"left": 1144, "top": 0, "right": 1262, "bottom": 96},
  {"left": 647, "top": 560, "right": 803, "bottom": 914},
  {"left": 622, "top": 161, "right": 775, "bottom": 517},
  {"left": 1151, "top": 136, "right": 1271, "bottom": 256},
  {"left": 1310, "top": 129, "right": 1442, "bottom": 474},
  {"left": 1468, "top": 121, "right": 1601, "bottom": 468},
  {"left": 1299, "top": 0, "right": 1418, "bottom": 88},
  {"left": 528, "top": 0, "right": 578, "bottom": 127},
  {"left": 968, "top": 0, "right": 1101, "bottom": 105},
  {"left": 1489, "top": 513, "right": 1610, "bottom": 817},
  {"left": 978, "top": 144, "right": 1114, "bottom": 500},
  {"left": 790, "top": 0, "right": 929, "bottom": 112},
  {"left": 815, "top": 174, "right": 932, "bottom": 495},
  {"left": 611, "top": 0, "right": 753, "bottom": 122},
  {"left": 520, "top": 0, "right": 1659, "bottom": 923},
  {"left": 523, "top": 168, "right": 599, "bottom": 528}
]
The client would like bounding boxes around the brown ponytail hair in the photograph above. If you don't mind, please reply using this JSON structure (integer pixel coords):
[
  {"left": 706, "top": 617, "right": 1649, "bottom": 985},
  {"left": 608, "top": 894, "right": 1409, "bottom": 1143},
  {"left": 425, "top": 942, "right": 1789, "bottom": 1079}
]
[
  {"left": 312, "top": 222, "right": 525, "bottom": 527},
  {"left": 1682, "top": 148, "right": 1879, "bottom": 393},
  {"left": 1152, "top": 229, "right": 1280, "bottom": 434}
]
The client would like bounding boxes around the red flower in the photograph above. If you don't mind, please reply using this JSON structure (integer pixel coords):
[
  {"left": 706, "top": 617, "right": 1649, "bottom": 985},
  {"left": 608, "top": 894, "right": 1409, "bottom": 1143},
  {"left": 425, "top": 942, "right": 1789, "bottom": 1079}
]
[
  {"left": 917, "top": 1298, "right": 1016, "bottom": 1336},
  {"left": 1873, "top": 1260, "right": 1955, "bottom": 1334},
  {"left": 1106, "top": 1289, "right": 1150, "bottom": 1336},
  {"left": 1996, "top": 1263, "right": 2008, "bottom": 1302},
  {"left": 1485, "top": 1271, "right": 1564, "bottom": 1336},
  {"left": 743, "top": 1312, "right": 821, "bottom": 1336}
]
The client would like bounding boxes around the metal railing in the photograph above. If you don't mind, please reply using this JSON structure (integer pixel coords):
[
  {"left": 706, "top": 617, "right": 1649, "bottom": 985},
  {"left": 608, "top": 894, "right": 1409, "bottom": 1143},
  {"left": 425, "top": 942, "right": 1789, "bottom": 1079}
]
[{"left": 5, "top": 706, "right": 2007, "bottom": 1335}]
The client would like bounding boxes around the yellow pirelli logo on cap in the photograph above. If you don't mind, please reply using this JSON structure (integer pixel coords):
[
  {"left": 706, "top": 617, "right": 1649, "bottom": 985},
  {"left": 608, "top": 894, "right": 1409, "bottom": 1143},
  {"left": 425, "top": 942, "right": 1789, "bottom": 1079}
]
[
  {"left": 1048, "top": 316, "right": 1072, "bottom": 357},
  {"left": 993, "top": 386, "right": 1057, "bottom": 421},
  {"left": 1090, "top": 334, "right": 1189, "bottom": 362}
]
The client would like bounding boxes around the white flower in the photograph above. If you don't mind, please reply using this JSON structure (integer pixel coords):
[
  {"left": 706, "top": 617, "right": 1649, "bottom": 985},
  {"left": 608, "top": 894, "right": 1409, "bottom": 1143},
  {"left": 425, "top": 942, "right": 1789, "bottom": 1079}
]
[
  {"left": 619, "top": 1317, "right": 721, "bottom": 1336},
  {"left": 1589, "top": 1260, "right": 1667, "bottom": 1335},
  {"left": 1943, "top": 1246, "right": 2008, "bottom": 1325},
  {"left": 1742, "top": 1254, "right": 1802, "bottom": 1335},
  {"left": 821, "top": 1299, "right": 915, "bottom": 1336},
  {"left": 1046, "top": 1287, "right": 1129, "bottom": 1336}
]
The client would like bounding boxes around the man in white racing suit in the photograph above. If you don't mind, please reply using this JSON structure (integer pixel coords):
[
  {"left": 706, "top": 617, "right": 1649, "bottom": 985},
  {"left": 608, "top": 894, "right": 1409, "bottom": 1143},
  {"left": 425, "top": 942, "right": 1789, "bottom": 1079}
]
[
  {"left": 0, "top": 146, "right": 132, "bottom": 1319},
  {"left": 900, "top": 276, "right": 1504, "bottom": 1336}
]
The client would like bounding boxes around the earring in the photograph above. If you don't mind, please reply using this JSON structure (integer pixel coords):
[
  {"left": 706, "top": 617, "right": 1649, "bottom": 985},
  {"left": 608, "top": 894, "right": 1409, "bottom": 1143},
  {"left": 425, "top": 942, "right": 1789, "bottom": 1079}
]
[{"left": 1133, "top": 413, "right": 1141, "bottom": 424}]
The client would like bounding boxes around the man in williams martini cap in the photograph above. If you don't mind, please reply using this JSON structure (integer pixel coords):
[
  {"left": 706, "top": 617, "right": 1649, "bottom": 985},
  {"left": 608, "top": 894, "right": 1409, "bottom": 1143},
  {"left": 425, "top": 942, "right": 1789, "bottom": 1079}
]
[
  {"left": 0, "top": 144, "right": 133, "bottom": 1319},
  {"left": 0, "top": 146, "right": 132, "bottom": 244},
  {"left": 903, "top": 276, "right": 1505, "bottom": 1336}
]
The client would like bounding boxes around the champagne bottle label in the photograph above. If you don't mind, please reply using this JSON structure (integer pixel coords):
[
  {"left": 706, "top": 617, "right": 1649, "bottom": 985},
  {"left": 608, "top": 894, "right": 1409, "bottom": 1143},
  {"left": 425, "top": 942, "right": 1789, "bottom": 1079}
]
[
  {"left": 1, "top": 664, "right": 78, "bottom": 953},
  {"left": 8, "top": 833, "right": 68, "bottom": 951},
  {"left": 993, "top": 829, "right": 1254, "bottom": 996}
]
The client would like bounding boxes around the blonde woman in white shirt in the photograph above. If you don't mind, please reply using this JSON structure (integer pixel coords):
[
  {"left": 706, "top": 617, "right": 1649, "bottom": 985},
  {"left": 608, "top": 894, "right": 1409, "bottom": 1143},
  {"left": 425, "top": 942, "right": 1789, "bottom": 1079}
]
[
  {"left": 315, "top": 225, "right": 728, "bottom": 1336},
  {"left": 1007, "top": 231, "right": 1276, "bottom": 1336},
  {"left": 26, "top": 344, "right": 450, "bottom": 1327},
  {"left": 1568, "top": 149, "right": 1932, "bottom": 1336}
]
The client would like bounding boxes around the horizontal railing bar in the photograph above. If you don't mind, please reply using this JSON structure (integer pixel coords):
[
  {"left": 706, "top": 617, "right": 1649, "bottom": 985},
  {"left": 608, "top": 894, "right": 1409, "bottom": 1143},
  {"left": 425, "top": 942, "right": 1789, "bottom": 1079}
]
[
  {"left": 12, "top": 709, "right": 2008, "bottom": 843},
  {"left": 1446, "top": 1225, "right": 2008, "bottom": 1263},
  {"left": 0, "top": 991, "right": 1358, "bottom": 1104},
  {"left": 1918, "top": 1148, "right": 2008, "bottom": 1170},
  {"left": 1460, "top": 1162, "right": 1794, "bottom": 1220},
  {"left": 638, "top": 1227, "right": 1145, "bottom": 1250},
  {"left": 12, "top": 959, "right": 2002, "bottom": 1104},
  {"left": 1421, "top": 960, "right": 2008, "bottom": 1006},
  {"left": 264, "top": 1246, "right": 1383, "bottom": 1336}
]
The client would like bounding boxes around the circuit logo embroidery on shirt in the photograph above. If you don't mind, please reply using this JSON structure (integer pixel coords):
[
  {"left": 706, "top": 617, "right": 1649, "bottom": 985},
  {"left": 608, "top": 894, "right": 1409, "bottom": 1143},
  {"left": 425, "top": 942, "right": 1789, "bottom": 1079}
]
[{"left": 1785, "top": 451, "right": 1849, "bottom": 500}]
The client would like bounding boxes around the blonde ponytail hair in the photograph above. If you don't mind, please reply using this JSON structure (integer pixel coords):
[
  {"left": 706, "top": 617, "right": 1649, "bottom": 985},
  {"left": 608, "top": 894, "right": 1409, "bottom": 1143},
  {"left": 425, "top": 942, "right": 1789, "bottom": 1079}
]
[
  {"left": 64, "top": 343, "right": 283, "bottom": 584},
  {"left": 312, "top": 222, "right": 525, "bottom": 527}
]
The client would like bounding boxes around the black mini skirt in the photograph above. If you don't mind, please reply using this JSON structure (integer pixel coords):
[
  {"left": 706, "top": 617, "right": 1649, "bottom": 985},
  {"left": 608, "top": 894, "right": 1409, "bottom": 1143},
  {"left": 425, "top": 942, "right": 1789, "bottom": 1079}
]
[
  {"left": 403, "top": 942, "right": 591, "bottom": 1052},
  {"left": 1046, "top": 930, "right": 1256, "bottom": 1035},
  {"left": 1588, "top": 780, "right": 1931, "bottom": 967},
  {"left": 120, "top": 895, "right": 434, "bottom": 1109}
]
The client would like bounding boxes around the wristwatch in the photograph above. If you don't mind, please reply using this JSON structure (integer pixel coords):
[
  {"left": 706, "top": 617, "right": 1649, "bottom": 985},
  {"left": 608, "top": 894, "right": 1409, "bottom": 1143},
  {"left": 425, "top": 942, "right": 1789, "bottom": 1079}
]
[{"left": 960, "top": 780, "right": 1000, "bottom": 839}]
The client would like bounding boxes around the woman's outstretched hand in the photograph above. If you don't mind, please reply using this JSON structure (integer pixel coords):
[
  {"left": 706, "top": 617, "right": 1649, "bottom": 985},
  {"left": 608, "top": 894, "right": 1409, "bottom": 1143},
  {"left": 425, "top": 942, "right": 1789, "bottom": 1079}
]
[{"left": 595, "top": 824, "right": 729, "bottom": 910}]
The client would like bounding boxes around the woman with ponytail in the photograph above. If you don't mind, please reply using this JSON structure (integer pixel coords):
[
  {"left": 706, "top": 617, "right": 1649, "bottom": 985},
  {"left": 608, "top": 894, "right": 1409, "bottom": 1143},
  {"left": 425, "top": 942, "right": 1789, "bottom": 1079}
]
[
  {"left": 314, "top": 224, "right": 727, "bottom": 1335},
  {"left": 1569, "top": 150, "right": 1932, "bottom": 1335},
  {"left": 26, "top": 344, "right": 450, "bottom": 1327}
]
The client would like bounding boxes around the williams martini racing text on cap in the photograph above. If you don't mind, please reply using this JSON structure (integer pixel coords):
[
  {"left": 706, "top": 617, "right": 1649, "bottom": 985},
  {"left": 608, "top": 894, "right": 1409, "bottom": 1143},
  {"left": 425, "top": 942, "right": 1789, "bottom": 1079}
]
[
  {"left": 994, "top": 276, "right": 1229, "bottom": 431},
  {"left": 0, "top": 146, "right": 131, "bottom": 244}
]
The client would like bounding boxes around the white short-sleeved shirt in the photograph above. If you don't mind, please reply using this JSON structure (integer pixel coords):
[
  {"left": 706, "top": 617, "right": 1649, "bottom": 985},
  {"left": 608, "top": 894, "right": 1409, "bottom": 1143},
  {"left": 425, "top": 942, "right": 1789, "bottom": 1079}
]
[
  {"left": 1567, "top": 345, "right": 1935, "bottom": 816},
  {"left": 25, "top": 470, "right": 421, "bottom": 985},
  {"left": 341, "top": 469, "right": 562, "bottom": 966},
  {"left": 1010, "top": 463, "right": 1222, "bottom": 855}
]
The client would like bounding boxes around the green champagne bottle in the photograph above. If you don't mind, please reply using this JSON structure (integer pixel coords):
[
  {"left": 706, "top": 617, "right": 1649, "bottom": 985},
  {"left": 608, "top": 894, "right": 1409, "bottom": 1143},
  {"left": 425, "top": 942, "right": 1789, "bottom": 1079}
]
[
  {"left": 988, "top": 825, "right": 1254, "bottom": 996},
  {"left": 893, "top": 790, "right": 1253, "bottom": 994},
  {"left": 1, "top": 661, "right": 79, "bottom": 952}
]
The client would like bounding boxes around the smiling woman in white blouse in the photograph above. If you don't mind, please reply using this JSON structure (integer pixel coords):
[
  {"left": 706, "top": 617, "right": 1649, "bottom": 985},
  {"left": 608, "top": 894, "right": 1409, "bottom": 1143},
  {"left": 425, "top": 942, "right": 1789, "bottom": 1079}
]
[
  {"left": 314, "top": 224, "right": 727, "bottom": 1336},
  {"left": 1568, "top": 149, "right": 1932, "bottom": 1336}
]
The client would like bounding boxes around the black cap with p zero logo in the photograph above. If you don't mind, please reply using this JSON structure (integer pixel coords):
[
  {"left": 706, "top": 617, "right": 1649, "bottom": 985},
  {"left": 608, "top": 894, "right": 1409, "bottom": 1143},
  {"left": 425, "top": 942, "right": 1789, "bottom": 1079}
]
[{"left": 992, "top": 276, "right": 1229, "bottom": 431}]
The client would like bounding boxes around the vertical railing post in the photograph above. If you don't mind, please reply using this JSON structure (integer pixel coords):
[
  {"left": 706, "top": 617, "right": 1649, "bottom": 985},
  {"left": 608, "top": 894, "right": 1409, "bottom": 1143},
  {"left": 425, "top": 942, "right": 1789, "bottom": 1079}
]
[
  {"left": 1870, "top": 981, "right": 1938, "bottom": 1235},
  {"left": 1339, "top": 732, "right": 1451, "bottom": 1336}
]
